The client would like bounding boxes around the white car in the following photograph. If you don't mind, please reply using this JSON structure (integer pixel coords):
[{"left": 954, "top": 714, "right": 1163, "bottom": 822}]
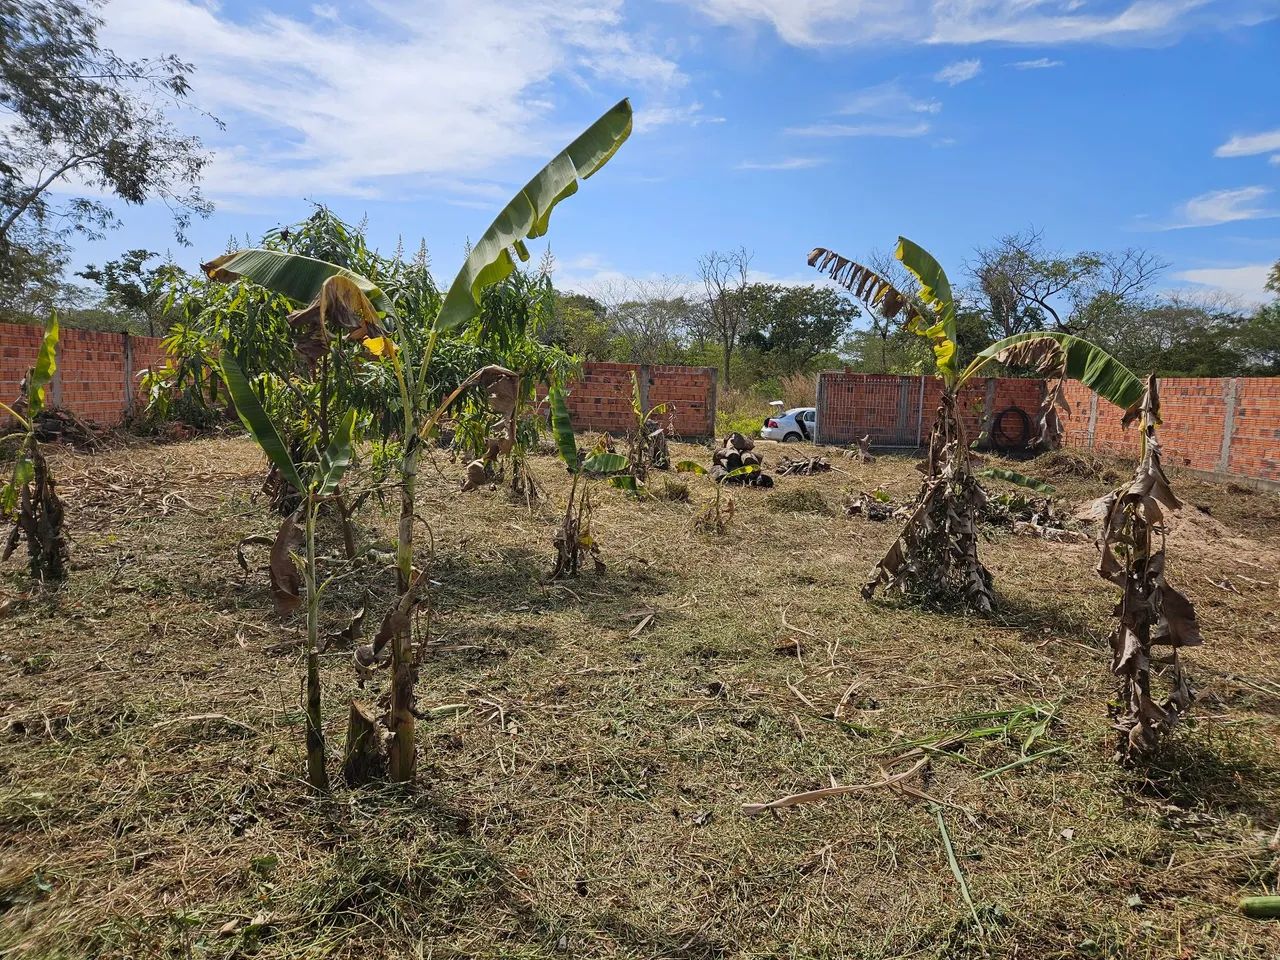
[{"left": 761, "top": 406, "right": 817, "bottom": 443}]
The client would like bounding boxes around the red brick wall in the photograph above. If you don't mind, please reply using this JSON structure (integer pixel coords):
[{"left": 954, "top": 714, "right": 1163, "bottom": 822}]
[
  {"left": 537, "top": 361, "right": 717, "bottom": 438},
  {"left": 58, "top": 329, "right": 128, "bottom": 426},
  {"left": 0, "top": 323, "right": 166, "bottom": 427},
  {"left": 644, "top": 364, "right": 717, "bottom": 437},
  {"left": 815, "top": 372, "right": 1044, "bottom": 448},
  {"left": 1229, "top": 379, "right": 1280, "bottom": 481},
  {"left": 1060, "top": 376, "right": 1280, "bottom": 485},
  {"left": 2, "top": 323, "right": 720, "bottom": 437},
  {"left": 0, "top": 324, "right": 45, "bottom": 408}
]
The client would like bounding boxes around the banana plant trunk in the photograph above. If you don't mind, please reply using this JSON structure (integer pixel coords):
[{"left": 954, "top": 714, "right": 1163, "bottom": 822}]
[
  {"left": 388, "top": 443, "right": 418, "bottom": 782},
  {"left": 303, "top": 497, "right": 330, "bottom": 790},
  {"left": 863, "top": 391, "right": 993, "bottom": 613}
]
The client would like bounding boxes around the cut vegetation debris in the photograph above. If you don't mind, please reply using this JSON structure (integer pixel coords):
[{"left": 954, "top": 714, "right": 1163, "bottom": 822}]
[
  {"left": 776, "top": 455, "right": 833, "bottom": 476},
  {"left": 710, "top": 432, "right": 773, "bottom": 487}
]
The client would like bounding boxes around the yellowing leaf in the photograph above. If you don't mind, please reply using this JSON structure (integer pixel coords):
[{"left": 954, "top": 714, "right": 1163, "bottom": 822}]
[{"left": 362, "top": 336, "right": 397, "bottom": 358}]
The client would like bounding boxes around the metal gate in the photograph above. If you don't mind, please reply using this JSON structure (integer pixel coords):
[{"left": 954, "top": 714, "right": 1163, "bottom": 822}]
[{"left": 815, "top": 374, "right": 926, "bottom": 447}]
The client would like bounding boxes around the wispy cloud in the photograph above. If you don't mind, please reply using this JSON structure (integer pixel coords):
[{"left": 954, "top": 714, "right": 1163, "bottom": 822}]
[
  {"left": 1215, "top": 128, "right": 1280, "bottom": 158},
  {"left": 1012, "top": 57, "right": 1064, "bottom": 69},
  {"left": 736, "top": 157, "right": 826, "bottom": 171},
  {"left": 634, "top": 102, "right": 726, "bottom": 133},
  {"left": 1174, "top": 264, "right": 1274, "bottom": 303},
  {"left": 1162, "top": 186, "right": 1278, "bottom": 229},
  {"left": 786, "top": 122, "right": 932, "bottom": 138},
  {"left": 96, "top": 0, "right": 698, "bottom": 202},
  {"left": 934, "top": 58, "right": 982, "bottom": 86},
  {"left": 690, "top": 0, "right": 1264, "bottom": 47},
  {"left": 841, "top": 82, "right": 941, "bottom": 116},
  {"left": 783, "top": 80, "right": 940, "bottom": 141},
  {"left": 1271, "top": 154, "right": 1280, "bottom": 166}
]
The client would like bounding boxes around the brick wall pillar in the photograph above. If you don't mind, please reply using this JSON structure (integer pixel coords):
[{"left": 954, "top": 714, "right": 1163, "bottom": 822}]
[
  {"left": 1218, "top": 378, "right": 1239, "bottom": 475},
  {"left": 122, "top": 333, "right": 135, "bottom": 417}
]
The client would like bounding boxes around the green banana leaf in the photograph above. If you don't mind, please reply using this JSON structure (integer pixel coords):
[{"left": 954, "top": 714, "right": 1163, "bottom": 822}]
[
  {"left": 675, "top": 460, "right": 708, "bottom": 475},
  {"left": 316, "top": 408, "right": 357, "bottom": 497},
  {"left": 609, "top": 475, "right": 640, "bottom": 491},
  {"left": 436, "top": 98, "right": 633, "bottom": 332},
  {"left": 581, "top": 452, "right": 628, "bottom": 474},
  {"left": 977, "top": 468, "right": 1056, "bottom": 494},
  {"left": 202, "top": 249, "right": 396, "bottom": 317},
  {"left": 548, "top": 384, "right": 579, "bottom": 469},
  {"left": 723, "top": 464, "right": 759, "bottom": 480},
  {"left": 962, "top": 331, "right": 1143, "bottom": 413},
  {"left": 2, "top": 457, "right": 34, "bottom": 515},
  {"left": 221, "top": 357, "right": 307, "bottom": 495},
  {"left": 28, "top": 313, "right": 59, "bottom": 416},
  {"left": 895, "top": 238, "right": 957, "bottom": 381}
]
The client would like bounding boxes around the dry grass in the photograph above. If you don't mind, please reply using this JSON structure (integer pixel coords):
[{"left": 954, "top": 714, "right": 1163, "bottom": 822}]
[{"left": 1, "top": 433, "right": 1278, "bottom": 959}]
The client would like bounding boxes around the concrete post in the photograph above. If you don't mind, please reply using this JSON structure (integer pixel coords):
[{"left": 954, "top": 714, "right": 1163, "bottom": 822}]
[
  {"left": 1218, "top": 378, "right": 1240, "bottom": 475},
  {"left": 707, "top": 366, "right": 718, "bottom": 439},
  {"left": 1085, "top": 393, "right": 1099, "bottom": 450},
  {"left": 979, "top": 378, "right": 998, "bottom": 448},
  {"left": 635, "top": 363, "right": 650, "bottom": 413},
  {"left": 122, "top": 332, "right": 135, "bottom": 418}
]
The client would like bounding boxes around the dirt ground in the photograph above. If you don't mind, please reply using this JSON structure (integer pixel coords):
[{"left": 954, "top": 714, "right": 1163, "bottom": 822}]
[{"left": 1, "top": 432, "right": 1278, "bottom": 960}]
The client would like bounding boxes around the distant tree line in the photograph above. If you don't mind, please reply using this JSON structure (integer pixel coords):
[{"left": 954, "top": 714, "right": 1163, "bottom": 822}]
[{"left": 1, "top": 4, "right": 1276, "bottom": 387}]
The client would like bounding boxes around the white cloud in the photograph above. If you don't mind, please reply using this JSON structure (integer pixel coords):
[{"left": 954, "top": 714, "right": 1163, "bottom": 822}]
[
  {"left": 786, "top": 121, "right": 932, "bottom": 138},
  {"left": 1169, "top": 186, "right": 1277, "bottom": 228},
  {"left": 736, "top": 157, "right": 826, "bottom": 170},
  {"left": 691, "top": 0, "right": 1266, "bottom": 47},
  {"left": 841, "top": 81, "right": 941, "bottom": 116},
  {"left": 1174, "top": 264, "right": 1274, "bottom": 304},
  {"left": 934, "top": 58, "right": 982, "bottom": 85},
  {"left": 634, "top": 102, "right": 726, "bottom": 132},
  {"left": 1271, "top": 154, "right": 1280, "bottom": 166},
  {"left": 1012, "top": 57, "right": 1064, "bottom": 68},
  {"left": 96, "top": 0, "right": 697, "bottom": 201},
  {"left": 1215, "top": 128, "right": 1280, "bottom": 158}
]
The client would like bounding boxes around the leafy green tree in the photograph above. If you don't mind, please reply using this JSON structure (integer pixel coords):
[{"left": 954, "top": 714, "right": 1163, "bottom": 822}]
[
  {"left": 76, "top": 249, "right": 169, "bottom": 334},
  {"left": 741, "top": 284, "right": 860, "bottom": 374},
  {"left": 1235, "top": 303, "right": 1280, "bottom": 376},
  {"left": 0, "top": 0, "right": 213, "bottom": 276},
  {"left": 1095, "top": 296, "right": 1244, "bottom": 377},
  {"left": 0, "top": 232, "right": 69, "bottom": 324},
  {"left": 547, "top": 291, "right": 616, "bottom": 359}
]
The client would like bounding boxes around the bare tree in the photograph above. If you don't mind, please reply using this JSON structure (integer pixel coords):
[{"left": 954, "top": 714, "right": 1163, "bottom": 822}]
[
  {"left": 696, "top": 247, "right": 753, "bottom": 383},
  {"left": 594, "top": 276, "right": 695, "bottom": 364},
  {"left": 970, "top": 229, "right": 1166, "bottom": 337}
]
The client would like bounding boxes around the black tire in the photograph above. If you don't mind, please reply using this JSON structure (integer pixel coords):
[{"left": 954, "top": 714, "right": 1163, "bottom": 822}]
[{"left": 783, "top": 432, "right": 803, "bottom": 443}]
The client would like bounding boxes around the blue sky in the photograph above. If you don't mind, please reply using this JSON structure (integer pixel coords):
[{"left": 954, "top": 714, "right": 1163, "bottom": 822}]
[{"left": 70, "top": 0, "right": 1280, "bottom": 305}]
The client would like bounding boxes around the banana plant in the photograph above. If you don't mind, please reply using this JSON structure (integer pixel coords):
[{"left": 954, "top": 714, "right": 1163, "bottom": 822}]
[
  {"left": 199, "top": 98, "right": 633, "bottom": 781},
  {"left": 223, "top": 356, "right": 358, "bottom": 791},
  {"left": 674, "top": 460, "right": 758, "bottom": 533},
  {"left": 1096, "top": 376, "right": 1203, "bottom": 762},
  {"left": 625, "top": 370, "right": 671, "bottom": 482},
  {"left": 810, "top": 239, "right": 1142, "bottom": 612},
  {"left": 0, "top": 314, "right": 69, "bottom": 582},
  {"left": 548, "top": 383, "right": 634, "bottom": 576}
]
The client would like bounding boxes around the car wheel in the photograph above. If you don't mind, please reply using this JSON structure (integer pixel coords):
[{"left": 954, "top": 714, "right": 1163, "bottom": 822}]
[{"left": 783, "top": 432, "right": 802, "bottom": 443}]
